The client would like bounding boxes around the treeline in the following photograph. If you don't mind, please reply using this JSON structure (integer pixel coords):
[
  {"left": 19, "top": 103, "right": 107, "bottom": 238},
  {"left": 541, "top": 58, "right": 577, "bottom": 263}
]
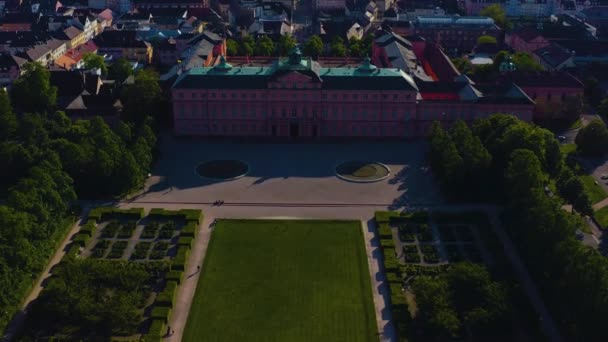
[
  {"left": 226, "top": 34, "right": 373, "bottom": 58},
  {"left": 411, "top": 262, "right": 510, "bottom": 339},
  {"left": 0, "top": 63, "right": 160, "bottom": 333},
  {"left": 429, "top": 115, "right": 608, "bottom": 341}
]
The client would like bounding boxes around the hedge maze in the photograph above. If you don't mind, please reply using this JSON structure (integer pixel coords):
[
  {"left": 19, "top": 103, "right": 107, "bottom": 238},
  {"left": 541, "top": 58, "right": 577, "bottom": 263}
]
[{"left": 43, "top": 207, "right": 204, "bottom": 341}]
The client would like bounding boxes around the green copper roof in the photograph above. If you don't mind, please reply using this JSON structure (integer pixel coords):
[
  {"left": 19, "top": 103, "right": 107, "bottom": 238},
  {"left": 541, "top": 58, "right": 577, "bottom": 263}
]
[{"left": 173, "top": 59, "right": 419, "bottom": 91}]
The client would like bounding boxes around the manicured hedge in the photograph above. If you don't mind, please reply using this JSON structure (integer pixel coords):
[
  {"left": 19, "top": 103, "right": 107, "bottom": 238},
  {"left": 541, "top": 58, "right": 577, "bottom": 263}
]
[
  {"left": 78, "top": 221, "right": 97, "bottom": 237},
  {"left": 171, "top": 246, "right": 190, "bottom": 271},
  {"left": 88, "top": 207, "right": 145, "bottom": 221},
  {"left": 386, "top": 271, "right": 401, "bottom": 284},
  {"left": 180, "top": 222, "right": 198, "bottom": 238},
  {"left": 377, "top": 223, "right": 392, "bottom": 239},
  {"left": 147, "top": 318, "right": 166, "bottom": 338},
  {"left": 61, "top": 243, "right": 81, "bottom": 262},
  {"left": 177, "top": 236, "right": 193, "bottom": 249},
  {"left": 380, "top": 239, "right": 395, "bottom": 250},
  {"left": 382, "top": 248, "right": 399, "bottom": 272},
  {"left": 72, "top": 233, "right": 90, "bottom": 247},
  {"left": 376, "top": 211, "right": 429, "bottom": 224},
  {"left": 151, "top": 306, "right": 172, "bottom": 323},
  {"left": 165, "top": 270, "right": 183, "bottom": 285},
  {"left": 156, "top": 281, "right": 178, "bottom": 307},
  {"left": 148, "top": 208, "right": 203, "bottom": 224}
]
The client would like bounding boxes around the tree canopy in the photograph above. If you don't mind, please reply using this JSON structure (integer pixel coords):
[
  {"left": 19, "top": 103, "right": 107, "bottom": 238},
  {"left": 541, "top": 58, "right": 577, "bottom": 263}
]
[
  {"left": 108, "top": 58, "right": 133, "bottom": 84},
  {"left": 82, "top": 52, "right": 108, "bottom": 75},
  {"left": 11, "top": 62, "right": 57, "bottom": 113},
  {"left": 575, "top": 119, "right": 608, "bottom": 156},
  {"left": 480, "top": 4, "right": 509, "bottom": 29},
  {"left": 303, "top": 35, "right": 323, "bottom": 58}
]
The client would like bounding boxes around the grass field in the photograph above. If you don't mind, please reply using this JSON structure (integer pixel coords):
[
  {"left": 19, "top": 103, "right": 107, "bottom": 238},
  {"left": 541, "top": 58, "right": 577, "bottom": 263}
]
[
  {"left": 595, "top": 206, "right": 608, "bottom": 228},
  {"left": 182, "top": 219, "right": 377, "bottom": 342},
  {"left": 580, "top": 175, "right": 608, "bottom": 204}
]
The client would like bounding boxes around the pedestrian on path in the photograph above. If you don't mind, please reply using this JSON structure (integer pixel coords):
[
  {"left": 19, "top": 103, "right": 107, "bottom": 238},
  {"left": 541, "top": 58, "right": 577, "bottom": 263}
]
[{"left": 197, "top": 265, "right": 200, "bottom": 272}]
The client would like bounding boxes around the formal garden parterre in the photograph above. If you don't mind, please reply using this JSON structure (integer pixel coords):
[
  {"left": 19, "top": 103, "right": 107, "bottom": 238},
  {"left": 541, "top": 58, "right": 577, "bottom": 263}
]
[
  {"left": 182, "top": 219, "right": 377, "bottom": 342},
  {"left": 19, "top": 207, "right": 203, "bottom": 341},
  {"left": 376, "top": 210, "right": 543, "bottom": 341}
]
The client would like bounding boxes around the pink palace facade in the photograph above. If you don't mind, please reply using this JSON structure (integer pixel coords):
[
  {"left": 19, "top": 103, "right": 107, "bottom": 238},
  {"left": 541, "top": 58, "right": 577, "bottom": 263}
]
[{"left": 171, "top": 48, "right": 534, "bottom": 138}]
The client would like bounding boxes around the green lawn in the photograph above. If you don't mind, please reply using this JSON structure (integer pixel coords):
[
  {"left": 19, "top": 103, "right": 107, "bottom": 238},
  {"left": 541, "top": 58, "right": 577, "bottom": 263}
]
[
  {"left": 560, "top": 143, "right": 576, "bottom": 155},
  {"left": 580, "top": 175, "right": 608, "bottom": 204},
  {"left": 183, "top": 219, "right": 377, "bottom": 342},
  {"left": 595, "top": 206, "right": 608, "bottom": 228}
]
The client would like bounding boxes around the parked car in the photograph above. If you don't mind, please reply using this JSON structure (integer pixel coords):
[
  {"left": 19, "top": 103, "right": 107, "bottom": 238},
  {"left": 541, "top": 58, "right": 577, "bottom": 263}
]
[
  {"left": 557, "top": 135, "right": 567, "bottom": 142},
  {"left": 575, "top": 229, "right": 584, "bottom": 240},
  {"left": 601, "top": 174, "right": 608, "bottom": 180}
]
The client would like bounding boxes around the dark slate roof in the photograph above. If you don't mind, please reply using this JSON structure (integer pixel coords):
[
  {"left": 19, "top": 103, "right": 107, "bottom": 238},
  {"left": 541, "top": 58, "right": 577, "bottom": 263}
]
[
  {"left": 0, "top": 53, "right": 19, "bottom": 69},
  {"left": 513, "top": 27, "right": 543, "bottom": 42},
  {"left": 94, "top": 30, "right": 149, "bottom": 49},
  {"left": 506, "top": 71, "right": 584, "bottom": 88},
  {"left": 550, "top": 39, "right": 608, "bottom": 57},
  {"left": 534, "top": 43, "right": 573, "bottom": 68}
]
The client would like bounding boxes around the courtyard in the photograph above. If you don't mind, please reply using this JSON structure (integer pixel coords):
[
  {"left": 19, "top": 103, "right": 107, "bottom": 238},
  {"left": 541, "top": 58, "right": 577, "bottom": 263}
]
[
  {"left": 136, "top": 136, "right": 442, "bottom": 208},
  {"left": 182, "top": 219, "right": 377, "bottom": 342}
]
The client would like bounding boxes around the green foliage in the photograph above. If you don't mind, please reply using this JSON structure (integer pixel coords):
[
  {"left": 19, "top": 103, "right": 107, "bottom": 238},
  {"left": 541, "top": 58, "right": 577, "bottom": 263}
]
[
  {"left": 226, "top": 38, "right": 238, "bottom": 56},
  {"left": 149, "top": 208, "right": 203, "bottom": 224},
  {"left": 511, "top": 52, "right": 543, "bottom": 72},
  {"left": 575, "top": 119, "right": 608, "bottom": 156},
  {"left": 505, "top": 149, "right": 546, "bottom": 198},
  {"left": 82, "top": 52, "right": 107, "bottom": 75},
  {"left": 78, "top": 221, "right": 96, "bottom": 236},
  {"left": 151, "top": 306, "right": 172, "bottom": 323},
  {"left": 276, "top": 34, "right": 296, "bottom": 56},
  {"left": 255, "top": 36, "right": 275, "bottom": 56},
  {"left": 23, "top": 259, "right": 152, "bottom": 337},
  {"left": 171, "top": 246, "right": 190, "bottom": 271},
  {"left": 147, "top": 319, "right": 166, "bottom": 338},
  {"left": 122, "top": 69, "right": 162, "bottom": 124},
  {"left": 178, "top": 236, "right": 194, "bottom": 249},
  {"left": 11, "top": 62, "right": 57, "bottom": 113},
  {"left": 477, "top": 35, "right": 497, "bottom": 45},
  {"left": 181, "top": 221, "right": 198, "bottom": 238},
  {"left": 156, "top": 281, "right": 178, "bottom": 307},
  {"left": 303, "top": 35, "right": 323, "bottom": 58},
  {"left": 0, "top": 89, "right": 17, "bottom": 140},
  {"left": 108, "top": 58, "right": 133, "bottom": 83},
  {"left": 330, "top": 36, "right": 346, "bottom": 57},
  {"left": 89, "top": 207, "right": 145, "bottom": 221},
  {"left": 72, "top": 233, "right": 90, "bottom": 247},
  {"left": 166, "top": 270, "right": 184, "bottom": 284},
  {"left": 480, "top": 4, "right": 509, "bottom": 29}
]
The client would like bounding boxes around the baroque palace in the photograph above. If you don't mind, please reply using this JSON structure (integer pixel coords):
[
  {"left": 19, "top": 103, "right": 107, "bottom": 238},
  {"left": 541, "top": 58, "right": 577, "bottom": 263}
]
[{"left": 171, "top": 38, "right": 534, "bottom": 138}]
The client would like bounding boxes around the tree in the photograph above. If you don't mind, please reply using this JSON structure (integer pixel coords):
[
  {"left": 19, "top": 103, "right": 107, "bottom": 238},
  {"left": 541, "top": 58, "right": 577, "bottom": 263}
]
[
  {"left": 480, "top": 4, "right": 509, "bottom": 29},
  {"left": 255, "top": 36, "right": 275, "bottom": 56},
  {"left": 477, "top": 35, "right": 497, "bottom": 45},
  {"left": 82, "top": 52, "right": 107, "bottom": 75},
  {"left": 512, "top": 52, "right": 543, "bottom": 72},
  {"left": 121, "top": 69, "right": 162, "bottom": 124},
  {"left": 330, "top": 36, "right": 347, "bottom": 57},
  {"left": 11, "top": 62, "right": 57, "bottom": 113},
  {"left": 505, "top": 149, "right": 545, "bottom": 198},
  {"left": 348, "top": 37, "right": 363, "bottom": 57},
  {"left": 575, "top": 119, "right": 608, "bottom": 156},
  {"left": 108, "top": 58, "right": 133, "bottom": 83},
  {"left": 0, "top": 89, "right": 17, "bottom": 140},
  {"left": 452, "top": 57, "right": 473, "bottom": 75},
  {"left": 238, "top": 35, "right": 255, "bottom": 56},
  {"left": 412, "top": 276, "right": 461, "bottom": 338},
  {"left": 226, "top": 39, "right": 238, "bottom": 56},
  {"left": 276, "top": 34, "right": 296, "bottom": 56},
  {"left": 303, "top": 35, "right": 323, "bottom": 58}
]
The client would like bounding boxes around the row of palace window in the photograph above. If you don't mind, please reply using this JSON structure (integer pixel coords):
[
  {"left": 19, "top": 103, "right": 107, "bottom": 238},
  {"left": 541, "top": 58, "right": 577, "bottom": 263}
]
[
  {"left": 176, "top": 91, "right": 413, "bottom": 101},
  {"left": 177, "top": 122, "right": 415, "bottom": 135},
  {"left": 176, "top": 104, "right": 419, "bottom": 120}
]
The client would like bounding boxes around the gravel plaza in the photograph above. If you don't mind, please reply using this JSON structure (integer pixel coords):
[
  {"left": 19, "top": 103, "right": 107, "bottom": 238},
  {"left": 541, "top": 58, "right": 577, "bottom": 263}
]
[{"left": 136, "top": 135, "right": 443, "bottom": 208}]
